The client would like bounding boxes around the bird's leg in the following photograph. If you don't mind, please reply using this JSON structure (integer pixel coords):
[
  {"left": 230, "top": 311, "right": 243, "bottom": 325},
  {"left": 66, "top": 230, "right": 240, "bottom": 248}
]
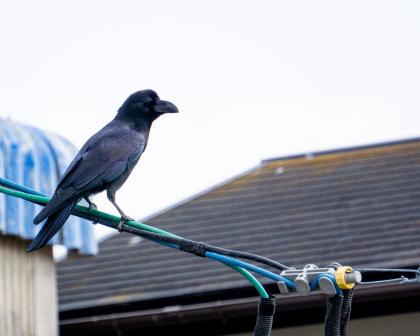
[
  {"left": 107, "top": 191, "right": 133, "bottom": 232},
  {"left": 84, "top": 196, "right": 97, "bottom": 213},
  {"left": 84, "top": 196, "right": 98, "bottom": 224}
]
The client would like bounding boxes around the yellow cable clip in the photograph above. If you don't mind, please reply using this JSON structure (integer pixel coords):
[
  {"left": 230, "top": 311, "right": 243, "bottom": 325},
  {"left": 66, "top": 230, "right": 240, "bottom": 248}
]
[{"left": 335, "top": 266, "right": 356, "bottom": 289}]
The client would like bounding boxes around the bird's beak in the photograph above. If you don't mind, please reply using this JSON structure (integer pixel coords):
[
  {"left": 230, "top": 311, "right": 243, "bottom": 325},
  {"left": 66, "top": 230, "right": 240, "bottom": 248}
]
[{"left": 154, "top": 100, "right": 179, "bottom": 113}]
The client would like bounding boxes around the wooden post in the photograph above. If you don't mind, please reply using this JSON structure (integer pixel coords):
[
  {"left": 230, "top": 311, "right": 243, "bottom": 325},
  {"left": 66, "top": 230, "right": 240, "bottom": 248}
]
[{"left": 0, "top": 235, "right": 57, "bottom": 336}]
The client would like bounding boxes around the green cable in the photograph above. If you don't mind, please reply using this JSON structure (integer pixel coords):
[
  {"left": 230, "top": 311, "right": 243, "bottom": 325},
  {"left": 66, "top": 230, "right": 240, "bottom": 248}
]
[
  {"left": 225, "top": 264, "right": 269, "bottom": 298},
  {"left": 128, "top": 220, "right": 269, "bottom": 297},
  {"left": 0, "top": 184, "right": 269, "bottom": 298}
]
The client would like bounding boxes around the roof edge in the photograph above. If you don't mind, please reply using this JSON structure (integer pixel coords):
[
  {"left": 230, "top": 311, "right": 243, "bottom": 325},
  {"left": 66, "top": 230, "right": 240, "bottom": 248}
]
[
  {"left": 262, "top": 136, "right": 420, "bottom": 164},
  {"left": 60, "top": 281, "right": 420, "bottom": 320}
]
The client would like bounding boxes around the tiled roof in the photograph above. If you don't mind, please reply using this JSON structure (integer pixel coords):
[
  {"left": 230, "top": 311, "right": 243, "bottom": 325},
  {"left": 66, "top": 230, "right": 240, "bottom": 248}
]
[{"left": 57, "top": 138, "right": 420, "bottom": 310}]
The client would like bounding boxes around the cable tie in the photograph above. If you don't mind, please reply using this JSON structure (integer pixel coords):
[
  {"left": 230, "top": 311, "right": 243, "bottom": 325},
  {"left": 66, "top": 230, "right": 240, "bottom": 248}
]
[{"left": 179, "top": 240, "right": 207, "bottom": 257}]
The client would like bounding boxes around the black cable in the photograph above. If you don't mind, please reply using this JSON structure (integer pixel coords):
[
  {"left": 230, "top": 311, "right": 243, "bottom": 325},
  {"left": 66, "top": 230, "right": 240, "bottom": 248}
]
[
  {"left": 121, "top": 224, "right": 288, "bottom": 269},
  {"left": 200, "top": 245, "right": 289, "bottom": 270},
  {"left": 1, "top": 179, "right": 291, "bottom": 270},
  {"left": 325, "top": 294, "right": 343, "bottom": 336},
  {"left": 82, "top": 213, "right": 291, "bottom": 270},
  {"left": 357, "top": 268, "right": 420, "bottom": 284},
  {"left": 6, "top": 179, "right": 420, "bottom": 336},
  {"left": 340, "top": 289, "right": 354, "bottom": 336},
  {"left": 254, "top": 295, "right": 276, "bottom": 336},
  {"left": 325, "top": 262, "right": 353, "bottom": 336}
]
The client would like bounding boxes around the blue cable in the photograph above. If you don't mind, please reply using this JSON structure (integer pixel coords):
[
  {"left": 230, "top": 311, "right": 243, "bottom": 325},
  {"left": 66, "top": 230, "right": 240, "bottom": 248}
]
[
  {"left": 0, "top": 178, "right": 276, "bottom": 289},
  {"left": 0, "top": 176, "right": 341, "bottom": 294},
  {"left": 151, "top": 240, "right": 297, "bottom": 289},
  {"left": 0, "top": 177, "right": 46, "bottom": 197},
  {"left": 206, "top": 252, "right": 296, "bottom": 289}
]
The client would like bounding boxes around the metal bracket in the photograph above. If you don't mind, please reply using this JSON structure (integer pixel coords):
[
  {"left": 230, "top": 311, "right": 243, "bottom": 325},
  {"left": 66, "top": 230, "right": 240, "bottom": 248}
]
[{"left": 277, "top": 264, "right": 362, "bottom": 296}]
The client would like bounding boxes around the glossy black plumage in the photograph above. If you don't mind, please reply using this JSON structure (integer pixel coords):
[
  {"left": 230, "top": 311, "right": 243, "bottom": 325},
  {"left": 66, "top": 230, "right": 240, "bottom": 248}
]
[{"left": 28, "top": 90, "right": 178, "bottom": 252}]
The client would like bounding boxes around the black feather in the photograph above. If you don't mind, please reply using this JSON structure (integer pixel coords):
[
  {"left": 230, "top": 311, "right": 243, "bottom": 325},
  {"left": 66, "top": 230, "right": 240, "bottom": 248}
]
[{"left": 28, "top": 200, "right": 77, "bottom": 252}]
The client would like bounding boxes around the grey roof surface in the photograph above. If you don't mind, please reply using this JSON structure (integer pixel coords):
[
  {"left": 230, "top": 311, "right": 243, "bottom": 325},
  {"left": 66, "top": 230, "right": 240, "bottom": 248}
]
[{"left": 57, "top": 138, "right": 420, "bottom": 311}]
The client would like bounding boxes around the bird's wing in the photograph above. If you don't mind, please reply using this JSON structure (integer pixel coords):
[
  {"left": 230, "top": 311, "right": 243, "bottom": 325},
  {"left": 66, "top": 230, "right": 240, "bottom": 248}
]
[
  {"left": 34, "top": 128, "right": 146, "bottom": 224},
  {"left": 59, "top": 133, "right": 145, "bottom": 191}
]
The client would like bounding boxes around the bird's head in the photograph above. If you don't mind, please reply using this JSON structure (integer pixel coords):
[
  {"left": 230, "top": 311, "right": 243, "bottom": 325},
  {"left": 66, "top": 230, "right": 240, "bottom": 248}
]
[{"left": 117, "top": 89, "right": 178, "bottom": 124}]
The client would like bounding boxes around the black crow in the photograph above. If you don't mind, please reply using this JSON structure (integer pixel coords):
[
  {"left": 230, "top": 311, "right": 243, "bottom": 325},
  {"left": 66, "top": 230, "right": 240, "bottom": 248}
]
[{"left": 28, "top": 89, "right": 178, "bottom": 252}]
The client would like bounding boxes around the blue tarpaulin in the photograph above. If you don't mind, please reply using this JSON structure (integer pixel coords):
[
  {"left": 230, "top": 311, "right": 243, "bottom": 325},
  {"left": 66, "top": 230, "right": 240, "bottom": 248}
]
[{"left": 0, "top": 118, "right": 97, "bottom": 255}]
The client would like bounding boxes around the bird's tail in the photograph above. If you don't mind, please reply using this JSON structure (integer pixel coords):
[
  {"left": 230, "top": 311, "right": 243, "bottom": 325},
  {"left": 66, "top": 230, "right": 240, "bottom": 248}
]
[
  {"left": 33, "top": 188, "right": 76, "bottom": 225},
  {"left": 27, "top": 200, "right": 77, "bottom": 252}
]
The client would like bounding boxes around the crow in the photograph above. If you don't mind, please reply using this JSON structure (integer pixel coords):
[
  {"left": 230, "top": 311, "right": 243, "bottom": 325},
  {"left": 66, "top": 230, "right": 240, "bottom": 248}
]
[{"left": 27, "top": 89, "right": 178, "bottom": 252}]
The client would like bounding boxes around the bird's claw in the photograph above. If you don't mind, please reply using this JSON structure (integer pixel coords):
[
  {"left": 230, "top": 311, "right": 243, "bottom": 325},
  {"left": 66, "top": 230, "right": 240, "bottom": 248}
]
[
  {"left": 88, "top": 203, "right": 98, "bottom": 224},
  {"left": 117, "top": 216, "right": 134, "bottom": 232},
  {"left": 88, "top": 203, "right": 98, "bottom": 212}
]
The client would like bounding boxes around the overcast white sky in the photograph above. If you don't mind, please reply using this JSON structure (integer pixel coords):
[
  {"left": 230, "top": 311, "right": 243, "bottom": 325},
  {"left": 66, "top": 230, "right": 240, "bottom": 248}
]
[{"left": 1, "top": 1, "right": 420, "bottom": 240}]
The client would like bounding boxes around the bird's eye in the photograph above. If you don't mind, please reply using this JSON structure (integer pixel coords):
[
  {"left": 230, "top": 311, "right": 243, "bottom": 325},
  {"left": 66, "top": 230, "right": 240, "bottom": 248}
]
[{"left": 144, "top": 98, "right": 155, "bottom": 106}]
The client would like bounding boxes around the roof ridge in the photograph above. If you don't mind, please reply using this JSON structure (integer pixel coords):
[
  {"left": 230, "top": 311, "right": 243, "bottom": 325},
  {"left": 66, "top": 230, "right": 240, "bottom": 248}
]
[{"left": 261, "top": 136, "right": 420, "bottom": 164}]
